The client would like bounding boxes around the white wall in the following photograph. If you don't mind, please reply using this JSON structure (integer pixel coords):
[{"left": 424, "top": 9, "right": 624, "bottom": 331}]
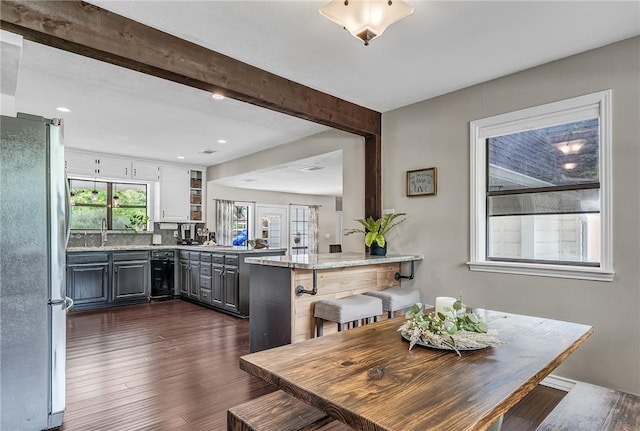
[
  {"left": 382, "top": 37, "right": 640, "bottom": 394},
  {"left": 206, "top": 129, "right": 366, "bottom": 253},
  {"left": 206, "top": 184, "right": 336, "bottom": 252}
]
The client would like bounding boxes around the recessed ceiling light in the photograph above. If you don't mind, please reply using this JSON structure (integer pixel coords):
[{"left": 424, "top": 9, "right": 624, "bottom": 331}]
[
  {"left": 177, "top": 156, "right": 185, "bottom": 159},
  {"left": 217, "top": 139, "right": 227, "bottom": 144},
  {"left": 56, "top": 106, "right": 71, "bottom": 112},
  {"left": 300, "top": 166, "right": 324, "bottom": 172},
  {"left": 211, "top": 93, "right": 225, "bottom": 100}
]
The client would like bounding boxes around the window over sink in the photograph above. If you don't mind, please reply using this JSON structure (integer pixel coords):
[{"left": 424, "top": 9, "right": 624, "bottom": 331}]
[{"left": 69, "top": 179, "right": 148, "bottom": 230}]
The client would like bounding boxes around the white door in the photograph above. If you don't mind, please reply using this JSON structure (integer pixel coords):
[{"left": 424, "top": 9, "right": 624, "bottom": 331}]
[{"left": 256, "top": 204, "right": 288, "bottom": 250}]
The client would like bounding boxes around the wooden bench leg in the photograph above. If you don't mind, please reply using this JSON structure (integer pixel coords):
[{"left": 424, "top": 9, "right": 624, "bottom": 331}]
[{"left": 316, "top": 317, "right": 323, "bottom": 337}]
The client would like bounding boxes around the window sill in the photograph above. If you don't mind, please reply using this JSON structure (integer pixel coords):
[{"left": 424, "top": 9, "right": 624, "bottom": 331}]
[{"left": 466, "top": 261, "right": 614, "bottom": 282}]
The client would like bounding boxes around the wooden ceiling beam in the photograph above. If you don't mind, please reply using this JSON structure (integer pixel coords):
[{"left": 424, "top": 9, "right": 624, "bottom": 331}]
[{"left": 1, "top": 0, "right": 382, "bottom": 218}]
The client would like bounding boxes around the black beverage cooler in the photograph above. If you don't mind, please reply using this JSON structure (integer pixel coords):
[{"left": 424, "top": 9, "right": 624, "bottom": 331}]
[{"left": 151, "top": 250, "right": 175, "bottom": 300}]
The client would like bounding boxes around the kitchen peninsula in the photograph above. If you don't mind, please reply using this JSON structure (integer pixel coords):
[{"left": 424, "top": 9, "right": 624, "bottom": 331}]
[{"left": 245, "top": 253, "right": 423, "bottom": 352}]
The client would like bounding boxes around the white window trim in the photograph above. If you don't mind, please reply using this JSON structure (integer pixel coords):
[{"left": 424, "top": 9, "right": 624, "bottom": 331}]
[{"left": 468, "top": 90, "right": 613, "bottom": 281}]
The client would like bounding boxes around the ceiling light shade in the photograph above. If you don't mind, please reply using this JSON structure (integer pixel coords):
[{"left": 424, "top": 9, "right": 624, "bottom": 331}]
[
  {"left": 554, "top": 139, "right": 586, "bottom": 155},
  {"left": 320, "top": 0, "right": 414, "bottom": 46}
]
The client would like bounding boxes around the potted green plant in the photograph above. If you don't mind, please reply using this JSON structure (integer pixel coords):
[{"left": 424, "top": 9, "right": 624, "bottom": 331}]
[
  {"left": 344, "top": 212, "right": 406, "bottom": 256},
  {"left": 124, "top": 213, "right": 150, "bottom": 233}
]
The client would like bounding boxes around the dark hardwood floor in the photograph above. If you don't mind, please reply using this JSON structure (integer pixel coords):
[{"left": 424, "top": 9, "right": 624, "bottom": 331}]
[{"left": 62, "top": 300, "right": 564, "bottom": 431}]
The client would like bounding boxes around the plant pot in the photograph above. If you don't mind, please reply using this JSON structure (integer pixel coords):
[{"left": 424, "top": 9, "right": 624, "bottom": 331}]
[{"left": 370, "top": 242, "right": 387, "bottom": 256}]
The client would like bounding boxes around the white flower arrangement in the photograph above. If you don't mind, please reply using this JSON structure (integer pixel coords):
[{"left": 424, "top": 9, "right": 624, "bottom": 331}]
[{"left": 398, "top": 300, "right": 503, "bottom": 356}]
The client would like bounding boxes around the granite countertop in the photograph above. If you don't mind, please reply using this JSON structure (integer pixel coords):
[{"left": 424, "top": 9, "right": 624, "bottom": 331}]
[
  {"left": 244, "top": 252, "right": 423, "bottom": 270},
  {"left": 66, "top": 245, "right": 288, "bottom": 254}
]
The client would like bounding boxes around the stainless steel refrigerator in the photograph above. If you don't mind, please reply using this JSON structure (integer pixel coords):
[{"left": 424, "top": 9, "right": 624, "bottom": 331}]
[{"left": 0, "top": 113, "right": 73, "bottom": 430}]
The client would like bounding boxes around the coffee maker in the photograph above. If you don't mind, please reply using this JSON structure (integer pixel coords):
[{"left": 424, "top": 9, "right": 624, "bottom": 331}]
[{"left": 180, "top": 224, "right": 195, "bottom": 244}]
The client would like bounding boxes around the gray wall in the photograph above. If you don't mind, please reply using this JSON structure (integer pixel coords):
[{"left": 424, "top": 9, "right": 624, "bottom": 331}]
[{"left": 382, "top": 36, "right": 640, "bottom": 394}]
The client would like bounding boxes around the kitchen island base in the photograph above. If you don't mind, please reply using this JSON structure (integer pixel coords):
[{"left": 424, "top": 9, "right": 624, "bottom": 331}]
[{"left": 247, "top": 253, "right": 422, "bottom": 352}]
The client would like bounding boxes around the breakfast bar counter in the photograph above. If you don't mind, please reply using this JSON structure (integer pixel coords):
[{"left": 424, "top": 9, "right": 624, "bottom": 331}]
[{"left": 245, "top": 252, "right": 423, "bottom": 352}]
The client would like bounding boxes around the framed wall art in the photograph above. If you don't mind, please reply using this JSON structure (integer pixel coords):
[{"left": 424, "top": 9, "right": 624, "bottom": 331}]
[{"left": 406, "top": 167, "right": 437, "bottom": 197}]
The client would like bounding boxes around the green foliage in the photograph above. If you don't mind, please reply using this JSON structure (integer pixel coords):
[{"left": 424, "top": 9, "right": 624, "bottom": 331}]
[
  {"left": 344, "top": 212, "right": 407, "bottom": 247},
  {"left": 69, "top": 182, "right": 147, "bottom": 230},
  {"left": 124, "top": 213, "right": 150, "bottom": 233}
]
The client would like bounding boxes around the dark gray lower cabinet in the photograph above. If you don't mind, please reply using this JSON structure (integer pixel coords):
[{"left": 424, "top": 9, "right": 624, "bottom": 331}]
[
  {"left": 178, "top": 250, "right": 285, "bottom": 317},
  {"left": 67, "top": 253, "right": 109, "bottom": 307},
  {"left": 222, "top": 264, "right": 239, "bottom": 313},
  {"left": 67, "top": 250, "right": 150, "bottom": 310},
  {"left": 112, "top": 252, "right": 150, "bottom": 301},
  {"left": 189, "top": 258, "right": 200, "bottom": 300},
  {"left": 179, "top": 257, "right": 189, "bottom": 296},
  {"left": 211, "top": 263, "right": 223, "bottom": 307}
]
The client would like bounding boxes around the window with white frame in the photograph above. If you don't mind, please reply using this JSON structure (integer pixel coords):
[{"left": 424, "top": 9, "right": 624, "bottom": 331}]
[{"left": 468, "top": 90, "right": 613, "bottom": 281}]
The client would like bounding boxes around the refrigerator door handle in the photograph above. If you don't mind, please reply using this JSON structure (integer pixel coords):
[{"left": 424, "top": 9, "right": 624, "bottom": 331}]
[
  {"left": 64, "top": 296, "right": 74, "bottom": 311},
  {"left": 64, "top": 174, "right": 72, "bottom": 246}
]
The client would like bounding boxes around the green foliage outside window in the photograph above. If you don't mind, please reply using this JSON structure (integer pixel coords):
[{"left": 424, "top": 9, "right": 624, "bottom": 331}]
[{"left": 69, "top": 179, "right": 147, "bottom": 230}]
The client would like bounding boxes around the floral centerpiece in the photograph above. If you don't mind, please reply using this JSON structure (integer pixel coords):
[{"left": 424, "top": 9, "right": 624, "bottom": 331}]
[{"left": 398, "top": 298, "right": 503, "bottom": 356}]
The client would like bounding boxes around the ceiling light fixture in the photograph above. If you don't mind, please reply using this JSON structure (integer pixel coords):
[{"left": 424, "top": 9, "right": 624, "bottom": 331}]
[
  {"left": 319, "top": 0, "right": 414, "bottom": 46},
  {"left": 563, "top": 162, "right": 578, "bottom": 170},
  {"left": 554, "top": 139, "right": 586, "bottom": 155},
  {"left": 56, "top": 106, "right": 71, "bottom": 112},
  {"left": 217, "top": 139, "right": 227, "bottom": 144},
  {"left": 211, "top": 93, "right": 225, "bottom": 100},
  {"left": 177, "top": 156, "right": 185, "bottom": 159},
  {"left": 300, "top": 166, "right": 324, "bottom": 172}
]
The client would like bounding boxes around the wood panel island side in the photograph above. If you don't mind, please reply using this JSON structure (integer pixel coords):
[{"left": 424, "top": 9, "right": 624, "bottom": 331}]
[{"left": 245, "top": 253, "right": 423, "bottom": 352}]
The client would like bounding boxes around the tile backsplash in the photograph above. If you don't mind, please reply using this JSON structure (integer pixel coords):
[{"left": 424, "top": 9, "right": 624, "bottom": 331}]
[{"left": 68, "top": 222, "right": 206, "bottom": 247}]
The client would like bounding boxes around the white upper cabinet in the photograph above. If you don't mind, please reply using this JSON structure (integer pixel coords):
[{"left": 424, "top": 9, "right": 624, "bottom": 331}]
[
  {"left": 96, "top": 156, "right": 131, "bottom": 180},
  {"left": 132, "top": 161, "right": 160, "bottom": 181},
  {"left": 160, "top": 165, "right": 190, "bottom": 222},
  {"left": 65, "top": 150, "right": 160, "bottom": 182},
  {"left": 65, "top": 151, "right": 98, "bottom": 177}
]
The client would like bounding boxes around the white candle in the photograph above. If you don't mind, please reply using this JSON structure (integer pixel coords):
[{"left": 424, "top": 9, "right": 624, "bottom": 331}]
[{"left": 435, "top": 296, "right": 457, "bottom": 315}]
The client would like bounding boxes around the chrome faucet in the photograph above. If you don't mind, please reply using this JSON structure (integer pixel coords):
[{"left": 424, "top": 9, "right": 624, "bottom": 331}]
[{"left": 101, "top": 218, "right": 107, "bottom": 246}]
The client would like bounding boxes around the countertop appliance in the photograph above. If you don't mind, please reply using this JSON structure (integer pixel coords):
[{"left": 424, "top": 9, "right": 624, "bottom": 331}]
[
  {"left": 151, "top": 250, "right": 175, "bottom": 300},
  {"left": 0, "top": 113, "right": 73, "bottom": 430}
]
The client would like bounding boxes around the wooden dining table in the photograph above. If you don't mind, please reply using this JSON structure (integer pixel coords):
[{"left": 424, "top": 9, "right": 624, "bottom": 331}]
[{"left": 239, "top": 308, "right": 593, "bottom": 431}]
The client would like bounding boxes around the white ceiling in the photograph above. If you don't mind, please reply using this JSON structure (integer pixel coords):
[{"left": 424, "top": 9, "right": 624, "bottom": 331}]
[{"left": 7, "top": 1, "right": 640, "bottom": 196}]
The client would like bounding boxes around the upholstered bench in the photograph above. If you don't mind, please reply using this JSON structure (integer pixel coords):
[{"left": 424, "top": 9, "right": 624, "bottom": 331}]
[
  {"left": 314, "top": 294, "right": 383, "bottom": 336},
  {"left": 535, "top": 382, "right": 640, "bottom": 431},
  {"left": 364, "top": 286, "right": 421, "bottom": 318},
  {"left": 227, "top": 390, "right": 353, "bottom": 431}
]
